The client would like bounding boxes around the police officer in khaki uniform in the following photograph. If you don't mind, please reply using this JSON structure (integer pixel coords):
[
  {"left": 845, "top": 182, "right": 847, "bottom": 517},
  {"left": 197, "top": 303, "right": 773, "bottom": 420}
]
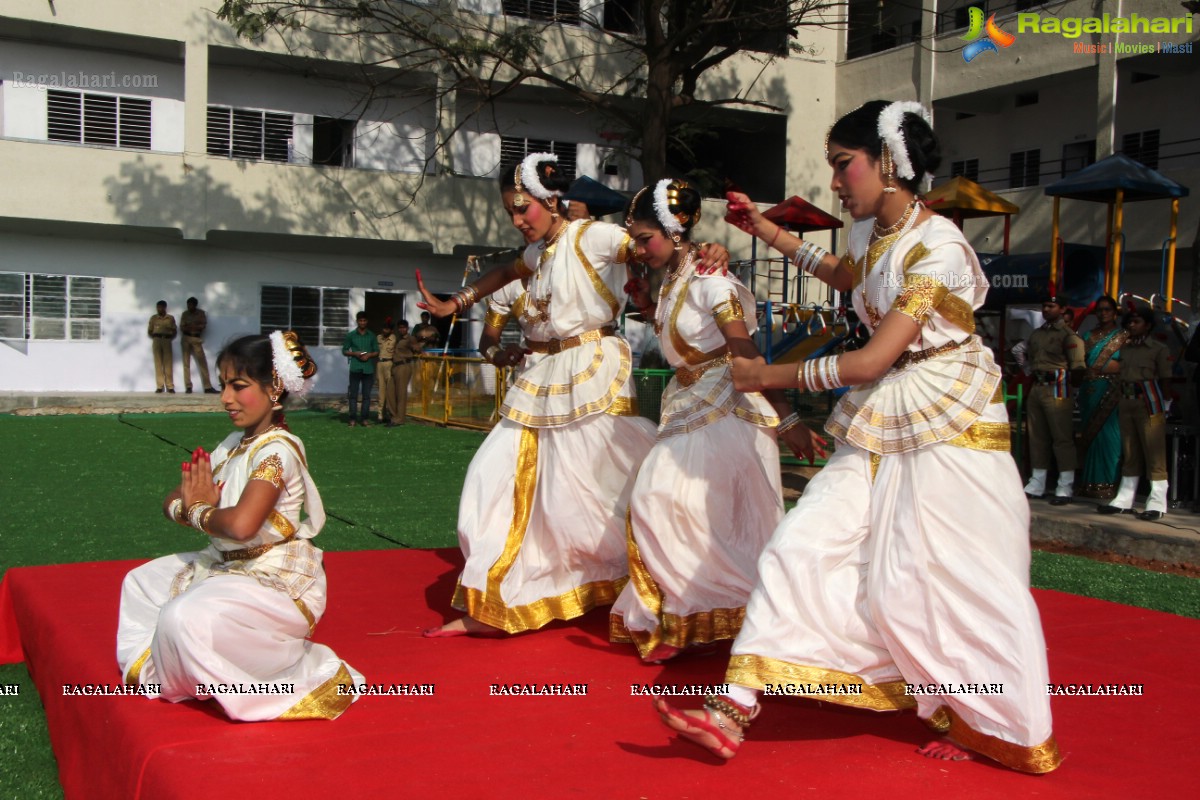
[
  {"left": 389, "top": 319, "right": 422, "bottom": 426},
  {"left": 1022, "top": 297, "right": 1085, "bottom": 504},
  {"left": 148, "top": 300, "right": 177, "bottom": 393},
  {"left": 1099, "top": 308, "right": 1173, "bottom": 520},
  {"left": 376, "top": 318, "right": 398, "bottom": 424},
  {"left": 180, "top": 297, "right": 218, "bottom": 394}
]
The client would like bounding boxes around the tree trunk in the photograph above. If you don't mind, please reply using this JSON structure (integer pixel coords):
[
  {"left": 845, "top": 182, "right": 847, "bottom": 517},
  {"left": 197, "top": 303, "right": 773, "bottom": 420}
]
[{"left": 640, "top": 60, "right": 674, "bottom": 183}]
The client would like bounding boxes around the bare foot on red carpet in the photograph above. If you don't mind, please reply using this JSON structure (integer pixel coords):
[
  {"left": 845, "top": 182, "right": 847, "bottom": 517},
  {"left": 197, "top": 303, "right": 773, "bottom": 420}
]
[
  {"left": 422, "top": 616, "right": 505, "bottom": 638},
  {"left": 917, "top": 738, "right": 973, "bottom": 762},
  {"left": 653, "top": 698, "right": 743, "bottom": 759}
]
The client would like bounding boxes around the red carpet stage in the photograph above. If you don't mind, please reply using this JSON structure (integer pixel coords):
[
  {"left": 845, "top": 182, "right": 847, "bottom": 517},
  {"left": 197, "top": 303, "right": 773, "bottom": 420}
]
[{"left": 2, "top": 549, "right": 1196, "bottom": 799}]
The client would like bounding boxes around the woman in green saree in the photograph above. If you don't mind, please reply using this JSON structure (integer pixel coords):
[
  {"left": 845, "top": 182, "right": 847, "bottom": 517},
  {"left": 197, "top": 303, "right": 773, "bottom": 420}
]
[{"left": 1077, "top": 296, "right": 1126, "bottom": 499}]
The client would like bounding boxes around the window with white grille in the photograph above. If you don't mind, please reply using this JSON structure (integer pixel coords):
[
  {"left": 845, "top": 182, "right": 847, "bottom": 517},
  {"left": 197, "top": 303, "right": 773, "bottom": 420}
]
[
  {"left": 0, "top": 273, "right": 102, "bottom": 341},
  {"left": 207, "top": 106, "right": 294, "bottom": 163},
  {"left": 1008, "top": 149, "right": 1040, "bottom": 189},
  {"left": 503, "top": 0, "right": 581, "bottom": 24},
  {"left": 499, "top": 136, "right": 577, "bottom": 181},
  {"left": 260, "top": 285, "right": 350, "bottom": 347},
  {"left": 951, "top": 158, "right": 979, "bottom": 182},
  {"left": 47, "top": 90, "right": 151, "bottom": 150},
  {"left": 1121, "top": 130, "right": 1160, "bottom": 170}
]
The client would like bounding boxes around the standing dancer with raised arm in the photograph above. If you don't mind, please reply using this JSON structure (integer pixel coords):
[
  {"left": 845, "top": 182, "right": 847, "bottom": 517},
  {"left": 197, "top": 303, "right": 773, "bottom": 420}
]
[
  {"left": 653, "top": 101, "right": 1061, "bottom": 774},
  {"left": 610, "top": 178, "right": 825, "bottom": 662},
  {"left": 419, "top": 154, "right": 729, "bottom": 637}
]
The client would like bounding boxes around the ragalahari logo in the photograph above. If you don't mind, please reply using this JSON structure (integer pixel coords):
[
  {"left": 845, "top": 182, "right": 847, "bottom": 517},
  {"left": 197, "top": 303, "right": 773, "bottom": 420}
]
[{"left": 961, "top": 6, "right": 1016, "bottom": 62}]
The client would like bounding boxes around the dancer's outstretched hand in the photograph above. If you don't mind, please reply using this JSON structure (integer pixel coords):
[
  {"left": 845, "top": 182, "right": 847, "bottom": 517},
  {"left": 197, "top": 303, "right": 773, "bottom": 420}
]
[
  {"left": 415, "top": 269, "right": 458, "bottom": 318},
  {"left": 725, "top": 192, "right": 769, "bottom": 238},
  {"left": 779, "top": 424, "right": 829, "bottom": 466},
  {"left": 491, "top": 344, "right": 532, "bottom": 369}
]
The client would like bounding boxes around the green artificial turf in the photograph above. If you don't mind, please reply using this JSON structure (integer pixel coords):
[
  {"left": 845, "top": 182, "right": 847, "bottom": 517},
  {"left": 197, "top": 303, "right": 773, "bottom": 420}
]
[
  {"left": 0, "top": 412, "right": 1196, "bottom": 799},
  {"left": 1031, "top": 550, "right": 1200, "bottom": 619},
  {"left": 0, "top": 411, "right": 481, "bottom": 573},
  {"left": 0, "top": 664, "right": 59, "bottom": 799}
]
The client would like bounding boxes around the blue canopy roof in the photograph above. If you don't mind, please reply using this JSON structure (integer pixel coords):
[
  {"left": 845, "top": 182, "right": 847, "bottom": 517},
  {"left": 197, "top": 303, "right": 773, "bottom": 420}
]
[{"left": 1044, "top": 153, "right": 1189, "bottom": 203}]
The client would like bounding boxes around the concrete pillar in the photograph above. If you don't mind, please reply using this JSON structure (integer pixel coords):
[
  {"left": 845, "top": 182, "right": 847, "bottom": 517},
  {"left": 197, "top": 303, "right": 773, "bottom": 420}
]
[{"left": 182, "top": 40, "right": 209, "bottom": 240}]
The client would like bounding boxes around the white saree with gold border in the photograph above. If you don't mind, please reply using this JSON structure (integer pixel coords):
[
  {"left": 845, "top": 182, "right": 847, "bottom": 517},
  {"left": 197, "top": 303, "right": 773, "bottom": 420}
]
[
  {"left": 610, "top": 266, "right": 782, "bottom": 659},
  {"left": 117, "top": 429, "right": 363, "bottom": 721},
  {"left": 728, "top": 216, "right": 1061, "bottom": 773},
  {"left": 452, "top": 219, "right": 657, "bottom": 632}
]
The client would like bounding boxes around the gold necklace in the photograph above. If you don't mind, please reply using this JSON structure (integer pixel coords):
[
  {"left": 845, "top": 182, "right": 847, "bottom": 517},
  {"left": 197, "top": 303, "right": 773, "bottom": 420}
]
[
  {"left": 654, "top": 247, "right": 696, "bottom": 337},
  {"left": 861, "top": 202, "right": 922, "bottom": 329},
  {"left": 872, "top": 200, "right": 920, "bottom": 240},
  {"left": 526, "top": 222, "right": 568, "bottom": 325},
  {"left": 537, "top": 221, "right": 569, "bottom": 269}
]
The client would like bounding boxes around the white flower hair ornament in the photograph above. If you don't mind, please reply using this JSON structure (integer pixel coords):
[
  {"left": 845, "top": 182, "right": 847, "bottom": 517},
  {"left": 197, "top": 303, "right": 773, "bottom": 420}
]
[
  {"left": 877, "top": 101, "right": 934, "bottom": 193},
  {"left": 515, "top": 152, "right": 560, "bottom": 205},
  {"left": 657, "top": 178, "right": 700, "bottom": 235},
  {"left": 270, "top": 330, "right": 313, "bottom": 399}
]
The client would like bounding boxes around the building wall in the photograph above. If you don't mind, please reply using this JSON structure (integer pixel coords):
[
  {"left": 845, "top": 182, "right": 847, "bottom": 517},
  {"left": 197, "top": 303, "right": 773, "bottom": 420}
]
[
  {"left": 0, "top": 230, "right": 471, "bottom": 392},
  {"left": 0, "top": 40, "right": 186, "bottom": 151}
]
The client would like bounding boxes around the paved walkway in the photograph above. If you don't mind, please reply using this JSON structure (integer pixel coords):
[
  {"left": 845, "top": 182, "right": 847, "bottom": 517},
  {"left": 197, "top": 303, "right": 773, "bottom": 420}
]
[
  {"left": 0, "top": 391, "right": 347, "bottom": 415},
  {"left": 4, "top": 392, "right": 1198, "bottom": 567}
]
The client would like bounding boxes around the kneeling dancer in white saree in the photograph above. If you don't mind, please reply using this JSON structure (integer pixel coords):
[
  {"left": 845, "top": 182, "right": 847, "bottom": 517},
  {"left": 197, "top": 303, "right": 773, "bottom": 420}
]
[
  {"left": 655, "top": 101, "right": 1061, "bottom": 773},
  {"left": 117, "top": 331, "right": 363, "bottom": 720},
  {"left": 610, "top": 178, "right": 824, "bottom": 661}
]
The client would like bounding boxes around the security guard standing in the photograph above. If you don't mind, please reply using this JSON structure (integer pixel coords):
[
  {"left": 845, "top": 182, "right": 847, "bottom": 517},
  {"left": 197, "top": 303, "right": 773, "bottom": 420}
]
[
  {"left": 148, "top": 300, "right": 177, "bottom": 393},
  {"left": 1099, "top": 308, "right": 1172, "bottom": 520},
  {"left": 180, "top": 296, "right": 218, "bottom": 394},
  {"left": 389, "top": 319, "right": 422, "bottom": 426},
  {"left": 1022, "top": 297, "right": 1085, "bottom": 504},
  {"left": 376, "top": 318, "right": 398, "bottom": 424}
]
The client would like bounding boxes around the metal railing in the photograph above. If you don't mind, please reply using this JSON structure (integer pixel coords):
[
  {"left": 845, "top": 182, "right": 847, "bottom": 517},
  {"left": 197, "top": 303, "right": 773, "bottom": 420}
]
[{"left": 404, "top": 355, "right": 679, "bottom": 429}]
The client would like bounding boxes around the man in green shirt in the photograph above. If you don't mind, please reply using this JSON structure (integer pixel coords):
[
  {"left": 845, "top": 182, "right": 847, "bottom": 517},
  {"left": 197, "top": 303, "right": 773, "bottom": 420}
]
[{"left": 342, "top": 311, "right": 379, "bottom": 427}]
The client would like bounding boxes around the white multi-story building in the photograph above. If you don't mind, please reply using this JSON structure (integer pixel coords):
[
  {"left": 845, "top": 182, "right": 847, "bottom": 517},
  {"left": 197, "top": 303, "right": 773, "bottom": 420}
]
[
  {"left": 0, "top": 1, "right": 1195, "bottom": 392},
  {"left": 841, "top": 0, "right": 1198, "bottom": 308},
  {"left": 0, "top": 0, "right": 838, "bottom": 391}
]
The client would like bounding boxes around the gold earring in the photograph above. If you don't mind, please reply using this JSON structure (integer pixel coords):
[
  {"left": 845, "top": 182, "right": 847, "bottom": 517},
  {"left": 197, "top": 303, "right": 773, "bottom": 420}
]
[
  {"left": 672, "top": 234, "right": 682, "bottom": 252},
  {"left": 880, "top": 145, "right": 898, "bottom": 193}
]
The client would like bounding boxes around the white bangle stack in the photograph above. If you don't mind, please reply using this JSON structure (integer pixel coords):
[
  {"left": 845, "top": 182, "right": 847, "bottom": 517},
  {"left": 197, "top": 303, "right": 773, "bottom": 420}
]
[
  {"left": 167, "top": 497, "right": 188, "bottom": 526},
  {"left": 186, "top": 501, "right": 216, "bottom": 535},
  {"left": 792, "top": 241, "right": 830, "bottom": 276},
  {"left": 799, "top": 356, "right": 844, "bottom": 393},
  {"left": 776, "top": 412, "right": 801, "bottom": 434}
]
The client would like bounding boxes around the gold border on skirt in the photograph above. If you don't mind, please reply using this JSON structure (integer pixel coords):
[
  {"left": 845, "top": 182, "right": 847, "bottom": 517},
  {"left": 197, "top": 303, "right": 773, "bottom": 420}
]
[{"left": 726, "top": 654, "right": 916, "bottom": 711}]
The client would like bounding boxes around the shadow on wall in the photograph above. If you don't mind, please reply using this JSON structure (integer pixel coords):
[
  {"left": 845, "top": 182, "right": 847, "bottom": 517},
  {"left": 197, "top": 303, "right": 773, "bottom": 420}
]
[{"left": 99, "top": 147, "right": 512, "bottom": 391}]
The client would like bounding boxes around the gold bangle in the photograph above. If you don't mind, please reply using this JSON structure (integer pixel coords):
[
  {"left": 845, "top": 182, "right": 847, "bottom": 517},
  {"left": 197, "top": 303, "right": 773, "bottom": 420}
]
[{"left": 186, "top": 501, "right": 215, "bottom": 534}]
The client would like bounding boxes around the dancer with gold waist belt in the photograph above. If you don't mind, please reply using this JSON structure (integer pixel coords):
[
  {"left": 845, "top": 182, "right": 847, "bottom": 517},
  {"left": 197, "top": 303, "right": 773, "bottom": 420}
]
[
  {"left": 654, "top": 101, "right": 1061, "bottom": 774},
  {"left": 117, "top": 332, "right": 363, "bottom": 720},
  {"left": 419, "top": 153, "right": 729, "bottom": 637},
  {"left": 610, "top": 178, "right": 824, "bottom": 662}
]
